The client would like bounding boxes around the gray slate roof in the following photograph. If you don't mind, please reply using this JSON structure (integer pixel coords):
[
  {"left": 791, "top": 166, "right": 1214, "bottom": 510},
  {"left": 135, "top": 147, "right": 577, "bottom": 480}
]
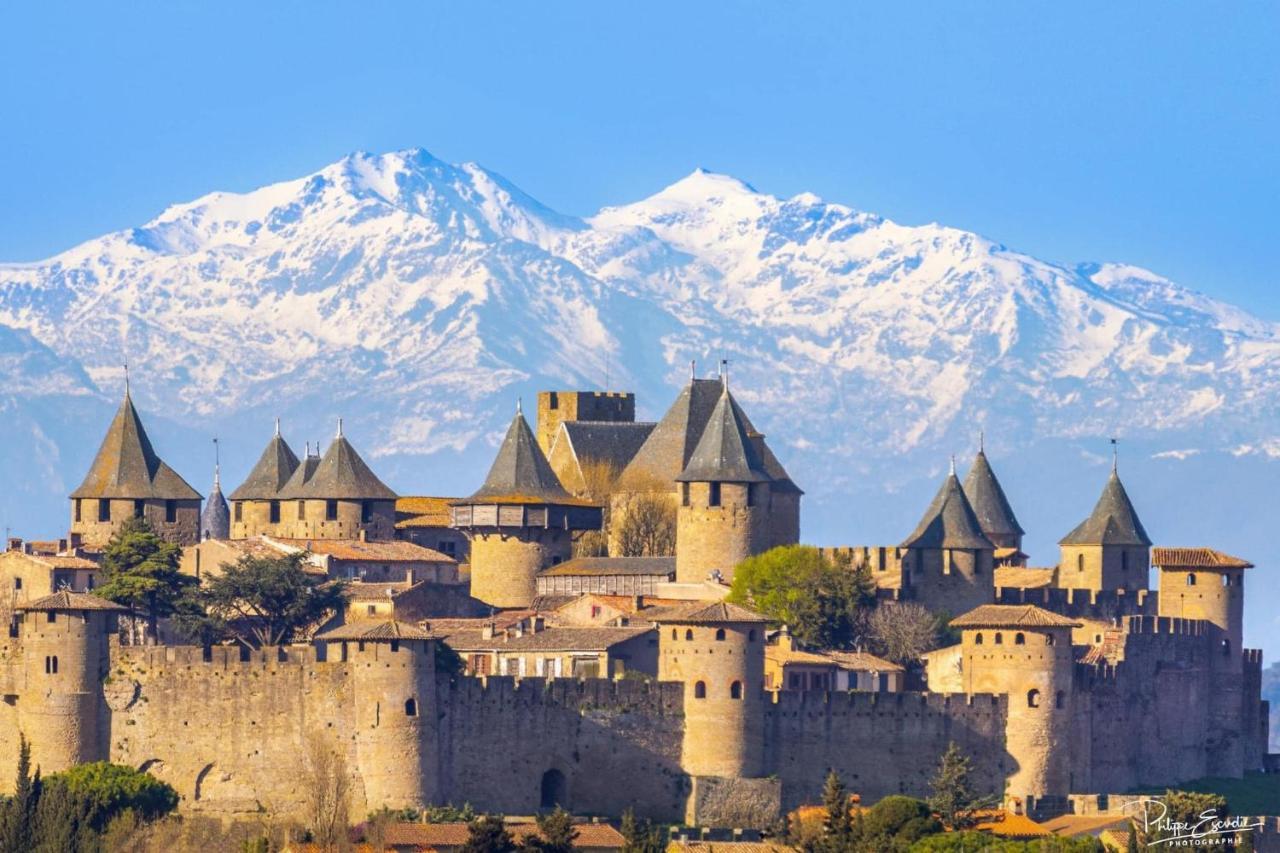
[
  {"left": 676, "top": 387, "right": 771, "bottom": 483},
  {"left": 556, "top": 421, "right": 655, "bottom": 473},
  {"left": 278, "top": 452, "right": 321, "bottom": 498},
  {"left": 201, "top": 470, "right": 231, "bottom": 540},
  {"left": 70, "top": 391, "right": 201, "bottom": 501},
  {"left": 618, "top": 379, "right": 725, "bottom": 487},
  {"left": 465, "top": 409, "right": 573, "bottom": 503},
  {"left": 901, "top": 470, "right": 995, "bottom": 550},
  {"left": 962, "top": 450, "right": 1024, "bottom": 539},
  {"left": 282, "top": 433, "right": 396, "bottom": 501},
  {"left": 1059, "top": 470, "right": 1152, "bottom": 547},
  {"left": 229, "top": 432, "right": 300, "bottom": 500}
]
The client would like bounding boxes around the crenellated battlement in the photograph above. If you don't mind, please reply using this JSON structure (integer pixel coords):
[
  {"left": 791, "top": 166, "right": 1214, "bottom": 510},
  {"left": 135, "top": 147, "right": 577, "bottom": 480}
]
[
  {"left": 996, "top": 585, "right": 1157, "bottom": 618},
  {"left": 446, "top": 674, "right": 683, "bottom": 713},
  {"left": 114, "top": 643, "right": 320, "bottom": 671},
  {"left": 1121, "top": 614, "right": 1209, "bottom": 637},
  {"left": 767, "top": 688, "right": 1006, "bottom": 716},
  {"left": 1244, "top": 648, "right": 1264, "bottom": 666}
]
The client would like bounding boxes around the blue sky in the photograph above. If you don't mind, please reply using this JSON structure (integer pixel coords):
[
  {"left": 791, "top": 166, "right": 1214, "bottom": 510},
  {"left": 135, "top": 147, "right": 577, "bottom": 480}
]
[{"left": 2, "top": 3, "right": 1276, "bottom": 315}]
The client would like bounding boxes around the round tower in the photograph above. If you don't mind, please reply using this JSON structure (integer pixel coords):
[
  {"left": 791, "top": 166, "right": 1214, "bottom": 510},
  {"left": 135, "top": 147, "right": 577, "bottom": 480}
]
[
  {"left": 14, "top": 592, "right": 124, "bottom": 774},
  {"left": 1155, "top": 548, "right": 1252, "bottom": 667},
  {"left": 674, "top": 383, "right": 773, "bottom": 585},
  {"left": 656, "top": 602, "right": 767, "bottom": 778},
  {"left": 318, "top": 621, "right": 438, "bottom": 811},
  {"left": 950, "top": 604, "right": 1081, "bottom": 807},
  {"left": 452, "top": 403, "right": 601, "bottom": 608}
]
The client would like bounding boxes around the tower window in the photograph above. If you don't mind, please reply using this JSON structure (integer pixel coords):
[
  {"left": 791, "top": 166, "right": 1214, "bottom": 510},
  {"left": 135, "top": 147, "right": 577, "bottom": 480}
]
[
  {"left": 1077, "top": 554, "right": 1084, "bottom": 572},
  {"left": 715, "top": 628, "right": 726, "bottom": 641},
  {"left": 1222, "top": 639, "right": 1231, "bottom": 656},
  {"left": 548, "top": 392, "right": 559, "bottom": 410},
  {"left": 390, "top": 640, "right": 400, "bottom": 653},
  {"left": 1121, "top": 551, "right": 1129, "bottom": 572},
  {"left": 685, "top": 629, "right": 693, "bottom": 641},
  {"left": 405, "top": 698, "right": 417, "bottom": 717},
  {"left": 708, "top": 483, "right": 721, "bottom": 507},
  {"left": 74, "top": 499, "right": 82, "bottom": 522},
  {"left": 269, "top": 501, "right": 281, "bottom": 524},
  {"left": 1027, "top": 689, "right": 1041, "bottom": 708},
  {"left": 730, "top": 680, "right": 743, "bottom": 699},
  {"left": 671, "top": 628, "right": 677, "bottom": 640},
  {"left": 1222, "top": 574, "right": 1231, "bottom": 587},
  {"left": 98, "top": 500, "right": 111, "bottom": 522},
  {"left": 681, "top": 483, "right": 690, "bottom": 507},
  {"left": 298, "top": 500, "right": 305, "bottom": 520},
  {"left": 361, "top": 501, "right": 373, "bottom": 523},
  {"left": 974, "top": 633, "right": 984, "bottom": 645},
  {"left": 326, "top": 500, "right": 338, "bottom": 521},
  {"left": 234, "top": 502, "right": 243, "bottom": 522},
  {"left": 748, "top": 630, "right": 756, "bottom": 642},
  {"left": 994, "top": 632, "right": 1003, "bottom": 645},
  {"left": 47, "top": 612, "right": 56, "bottom": 624},
  {"left": 1186, "top": 574, "right": 1196, "bottom": 586},
  {"left": 133, "top": 499, "right": 145, "bottom": 519},
  {"left": 694, "top": 681, "right": 706, "bottom": 699},
  {"left": 746, "top": 484, "right": 755, "bottom": 507},
  {"left": 1014, "top": 633, "right": 1025, "bottom": 645},
  {"left": 165, "top": 500, "right": 177, "bottom": 523},
  {"left": 45, "top": 655, "right": 58, "bottom": 674},
  {"left": 1046, "top": 634, "right": 1055, "bottom": 646}
]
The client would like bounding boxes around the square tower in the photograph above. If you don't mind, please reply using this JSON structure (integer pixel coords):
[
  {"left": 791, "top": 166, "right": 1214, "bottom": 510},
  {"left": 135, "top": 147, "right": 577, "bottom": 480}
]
[{"left": 536, "top": 391, "right": 635, "bottom": 453}]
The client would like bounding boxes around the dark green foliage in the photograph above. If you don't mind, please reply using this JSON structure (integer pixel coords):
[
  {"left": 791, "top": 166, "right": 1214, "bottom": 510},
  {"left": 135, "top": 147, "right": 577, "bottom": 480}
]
[
  {"left": 522, "top": 807, "right": 577, "bottom": 853},
  {"left": 819, "top": 769, "right": 855, "bottom": 852},
  {"left": 928, "top": 742, "right": 996, "bottom": 831},
  {"left": 728, "top": 545, "right": 876, "bottom": 648},
  {"left": 199, "top": 552, "right": 347, "bottom": 648},
  {"left": 425, "top": 802, "right": 476, "bottom": 822},
  {"left": 436, "top": 641, "right": 466, "bottom": 677},
  {"left": 45, "top": 761, "right": 179, "bottom": 830},
  {"left": 908, "top": 833, "right": 1104, "bottom": 851},
  {"left": 462, "top": 814, "right": 518, "bottom": 853},
  {"left": 96, "top": 516, "right": 194, "bottom": 639},
  {"left": 862, "top": 795, "right": 935, "bottom": 841},
  {"left": 0, "top": 734, "right": 39, "bottom": 853},
  {"left": 620, "top": 807, "right": 665, "bottom": 853}
]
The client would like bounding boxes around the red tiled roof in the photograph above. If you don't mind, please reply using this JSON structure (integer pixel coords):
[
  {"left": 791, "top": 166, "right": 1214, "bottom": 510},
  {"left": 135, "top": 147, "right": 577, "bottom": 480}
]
[
  {"left": 1152, "top": 547, "right": 1253, "bottom": 570},
  {"left": 395, "top": 496, "right": 459, "bottom": 528},
  {"left": 950, "top": 604, "right": 1081, "bottom": 629},
  {"left": 17, "top": 591, "right": 126, "bottom": 612},
  {"left": 273, "top": 538, "right": 455, "bottom": 563},
  {"left": 383, "top": 822, "right": 624, "bottom": 848}
]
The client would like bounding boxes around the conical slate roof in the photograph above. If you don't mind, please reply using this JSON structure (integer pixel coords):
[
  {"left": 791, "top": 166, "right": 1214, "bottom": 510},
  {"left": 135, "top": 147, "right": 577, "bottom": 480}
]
[
  {"left": 229, "top": 429, "right": 300, "bottom": 501},
  {"left": 278, "top": 452, "right": 321, "bottom": 498},
  {"left": 962, "top": 450, "right": 1024, "bottom": 539},
  {"left": 465, "top": 407, "right": 573, "bottom": 503},
  {"left": 200, "top": 468, "right": 230, "bottom": 540},
  {"left": 618, "top": 378, "right": 725, "bottom": 487},
  {"left": 70, "top": 391, "right": 200, "bottom": 501},
  {"left": 1059, "top": 470, "right": 1152, "bottom": 547},
  {"left": 901, "top": 467, "right": 995, "bottom": 550},
  {"left": 676, "top": 386, "right": 771, "bottom": 483},
  {"left": 287, "top": 429, "right": 397, "bottom": 501}
]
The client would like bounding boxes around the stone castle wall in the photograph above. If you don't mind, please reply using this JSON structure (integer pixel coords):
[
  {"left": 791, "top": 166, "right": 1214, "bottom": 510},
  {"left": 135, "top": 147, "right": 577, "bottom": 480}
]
[{"left": 71, "top": 498, "right": 201, "bottom": 547}]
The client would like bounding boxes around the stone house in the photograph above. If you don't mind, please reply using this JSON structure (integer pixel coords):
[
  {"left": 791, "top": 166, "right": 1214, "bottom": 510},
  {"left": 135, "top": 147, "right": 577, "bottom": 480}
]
[
  {"left": 535, "top": 556, "right": 675, "bottom": 597},
  {"left": 432, "top": 617, "right": 657, "bottom": 679},
  {"left": 0, "top": 541, "right": 101, "bottom": 601},
  {"left": 394, "top": 496, "right": 470, "bottom": 562}
]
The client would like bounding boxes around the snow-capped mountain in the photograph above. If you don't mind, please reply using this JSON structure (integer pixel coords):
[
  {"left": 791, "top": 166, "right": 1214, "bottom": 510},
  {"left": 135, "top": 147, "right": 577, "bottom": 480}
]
[{"left": 2, "top": 148, "right": 1278, "bottom": 606}]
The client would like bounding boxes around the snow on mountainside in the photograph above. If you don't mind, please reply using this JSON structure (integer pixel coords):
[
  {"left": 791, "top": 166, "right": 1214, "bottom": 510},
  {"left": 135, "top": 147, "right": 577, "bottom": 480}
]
[{"left": 2, "top": 147, "right": 1280, "bottom": 534}]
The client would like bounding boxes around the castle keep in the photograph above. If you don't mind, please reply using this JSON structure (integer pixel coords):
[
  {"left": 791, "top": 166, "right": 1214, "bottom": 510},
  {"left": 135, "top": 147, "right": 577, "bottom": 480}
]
[{"left": 0, "top": 373, "right": 1270, "bottom": 829}]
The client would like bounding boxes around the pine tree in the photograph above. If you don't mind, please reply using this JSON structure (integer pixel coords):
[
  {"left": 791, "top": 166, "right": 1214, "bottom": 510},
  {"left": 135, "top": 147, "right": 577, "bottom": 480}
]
[
  {"left": 522, "top": 808, "right": 577, "bottom": 853},
  {"left": 96, "top": 517, "right": 194, "bottom": 642},
  {"left": 0, "top": 735, "right": 40, "bottom": 853},
  {"left": 819, "top": 769, "right": 855, "bottom": 852},
  {"left": 927, "top": 742, "right": 995, "bottom": 831},
  {"left": 620, "top": 807, "right": 665, "bottom": 853},
  {"left": 461, "top": 815, "right": 517, "bottom": 853}
]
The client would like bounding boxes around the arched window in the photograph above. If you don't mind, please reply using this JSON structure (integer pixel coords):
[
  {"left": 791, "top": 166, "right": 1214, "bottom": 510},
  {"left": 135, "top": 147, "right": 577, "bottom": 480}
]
[
  {"left": 390, "top": 640, "right": 400, "bottom": 653},
  {"left": 974, "top": 633, "right": 984, "bottom": 645},
  {"left": 1075, "top": 553, "right": 1084, "bottom": 572},
  {"left": 1027, "top": 689, "right": 1041, "bottom": 708},
  {"left": 685, "top": 629, "right": 694, "bottom": 641},
  {"left": 1055, "top": 690, "right": 1065, "bottom": 709},
  {"left": 1014, "top": 633, "right": 1025, "bottom": 645},
  {"left": 44, "top": 655, "right": 58, "bottom": 674},
  {"left": 1222, "top": 639, "right": 1231, "bottom": 656},
  {"left": 730, "top": 680, "right": 743, "bottom": 699},
  {"left": 748, "top": 630, "right": 756, "bottom": 642},
  {"left": 994, "top": 632, "right": 1004, "bottom": 645},
  {"left": 671, "top": 628, "right": 677, "bottom": 640},
  {"left": 1222, "top": 574, "right": 1231, "bottom": 588},
  {"left": 715, "top": 628, "right": 726, "bottom": 641},
  {"left": 405, "top": 698, "right": 418, "bottom": 717},
  {"left": 694, "top": 681, "right": 706, "bottom": 699},
  {"left": 1186, "top": 573, "right": 1196, "bottom": 586}
]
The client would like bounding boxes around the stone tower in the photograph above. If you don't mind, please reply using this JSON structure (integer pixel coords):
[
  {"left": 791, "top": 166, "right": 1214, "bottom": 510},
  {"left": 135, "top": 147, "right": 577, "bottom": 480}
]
[
  {"left": 656, "top": 602, "right": 767, "bottom": 779},
  {"left": 200, "top": 445, "right": 230, "bottom": 541},
  {"left": 317, "top": 620, "right": 438, "bottom": 811},
  {"left": 451, "top": 403, "right": 602, "bottom": 608},
  {"left": 536, "top": 390, "right": 636, "bottom": 454},
  {"left": 14, "top": 592, "right": 125, "bottom": 775},
  {"left": 274, "top": 422, "right": 398, "bottom": 541},
  {"left": 228, "top": 421, "right": 300, "bottom": 539},
  {"left": 961, "top": 446, "right": 1024, "bottom": 555},
  {"left": 69, "top": 388, "right": 202, "bottom": 547},
  {"left": 1057, "top": 467, "right": 1151, "bottom": 592},
  {"left": 950, "top": 604, "right": 1081, "bottom": 809},
  {"left": 900, "top": 462, "right": 995, "bottom": 617},
  {"left": 674, "top": 382, "right": 773, "bottom": 585}
]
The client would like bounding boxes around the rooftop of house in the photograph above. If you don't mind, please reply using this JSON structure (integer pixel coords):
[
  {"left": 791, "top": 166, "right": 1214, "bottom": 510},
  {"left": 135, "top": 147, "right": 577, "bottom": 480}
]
[
  {"left": 537, "top": 556, "right": 676, "bottom": 578},
  {"left": 395, "top": 496, "right": 460, "bottom": 528},
  {"left": 994, "top": 566, "right": 1056, "bottom": 589},
  {"left": 344, "top": 580, "right": 427, "bottom": 602},
  {"left": 1151, "top": 547, "right": 1253, "bottom": 570},
  {"left": 950, "top": 604, "right": 1083, "bottom": 630},
  {"left": 0, "top": 548, "right": 99, "bottom": 570},
  {"left": 315, "top": 620, "right": 433, "bottom": 642},
  {"left": 972, "top": 810, "right": 1052, "bottom": 839},
  {"left": 1059, "top": 469, "right": 1152, "bottom": 547},
  {"left": 271, "top": 538, "right": 456, "bottom": 563},
  {"left": 382, "top": 822, "right": 624, "bottom": 849},
  {"left": 71, "top": 390, "right": 201, "bottom": 502},
  {"left": 645, "top": 600, "right": 768, "bottom": 625},
  {"left": 16, "top": 591, "right": 127, "bottom": 612},
  {"left": 430, "top": 623, "right": 652, "bottom": 653}
]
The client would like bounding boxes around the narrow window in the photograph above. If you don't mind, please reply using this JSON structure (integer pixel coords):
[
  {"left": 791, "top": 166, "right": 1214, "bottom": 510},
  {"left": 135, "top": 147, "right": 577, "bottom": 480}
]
[
  {"left": 1222, "top": 574, "right": 1231, "bottom": 588},
  {"left": 1014, "top": 633, "right": 1025, "bottom": 645},
  {"left": 47, "top": 612, "right": 56, "bottom": 624},
  {"left": 1077, "top": 554, "right": 1084, "bottom": 572},
  {"left": 1222, "top": 639, "right": 1231, "bottom": 656},
  {"left": 730, "top": 680, "right": 743, "bottom": 699},
  {"left": 52, "top": 655, "right": 58, "bottom": 674},
  {"left": 1027, "top": 689, "right": 1040, "bottom": 708},
  {"left": 1055, "top": 690, "right": 1065, "bottom": 709},
  {"left": 390, "top": 640, "right": 400, "bottom": 653},
  {"left": 367, "top": 605, "right": 376, "bottom": 616},
  {"left": 708, "top": 482, "right": 721, "bottom": 507},
  {"left": 1186, "top": 574, "right": 1196, "bottom": 586},
  {"left": 98, "top": 499, "right": 111, "bottom": 522},
  {"left": 165, "top": 500, "right": 177, "bottom": 523},
  {"left": 358, "top": 641, "right": 365, "bottom": 653},
  {"left": 748, "top": 630, "right": 757, "bottom": 642},
  {"left": 361, "top": 501, "right": 373, "bottom": 523},
  {"left": 375, "top": 702, "right": 380, "bottom": 727},
  {"left": 715, "top": 628, "right": 726, "bottom": 642},
  {"left": 297, "top": 500, "right": 305, "bottom": 520},
  {"left": 405, "top": 698, "right": 417, "bottom": 717},
  {"left": 326, "top": 500, "right": 338, "bottom": 521},
  {"left": 1121, "top": 550, "right": 1129, "bottom": 572},
  {"left": 548, "top": 392, "right": 559, "bottom": 410},
  {"left": 694, "top": 681, "right": 706, "bottom": 699},
  {"left": 681, "top": 482, "right": 690, "bottom": 507},
  {"left": 234, "top": 502, "right": 243, "bottom": 522},
  {"left": 133, "top": 499, "right": 145, "bottom": 519},
  {"left": 671, "top": 628, "right": 677, "bottom": 640},
  {"left": 974, "top": 632, "right": 984, "bottom": 645},
  {"left": 994, "top": 632, "right": 1003, "bottom": 645},
  {"left": 74, "top": 499, "right": 82, "bottom": 522},
  {"left": 1046, "top": 634, "right": 1055, "bottom": 646},
  {"left": 269, "top": 501, "right": 281, "bottom": 524},
  {"left": 685, "top": 629, "right": 693, "bottom": 641},
  {"left": 746, "top": 483, "right": 755, "bottom": 507}
]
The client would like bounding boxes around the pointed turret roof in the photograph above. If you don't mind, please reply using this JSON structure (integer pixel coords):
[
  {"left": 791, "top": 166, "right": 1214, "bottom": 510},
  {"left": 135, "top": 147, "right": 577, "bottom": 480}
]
[
  {"left": 676, "top": 385, "right": 771, "bottom": 483},
  {"left": 618, "top": 378, "right": 725, "bottom": 487},
  {"left": 901, "top": 466, "right": 995, "bottom": 550},
  {"left": 287, "top": 425, "right": 397, "bottom": 501},
  {"left": 278, "top": 451, "right": 321, "bottom": 498},
  {"left": 229, "top": 427, "right": 301, "bottom": 501},
  {"left": 1059, "top": 470, "right": 1151, "bottom": 547},
  {"left": 962, "top": 449, "right": 1024, "bottom": 539},
  {"left": 201, "top": 463, "right": 230, "bottom": 540},
  {"left": 70, "top": 391, "right": 200, "bottom": 501},
  {"left": 465, "top": 407, "right": 574, "bottom": 503}
]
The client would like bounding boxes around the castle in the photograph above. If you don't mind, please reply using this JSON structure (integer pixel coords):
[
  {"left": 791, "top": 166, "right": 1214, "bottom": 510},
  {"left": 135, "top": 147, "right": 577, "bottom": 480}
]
[{"left": 0, "top": 370, "right": 1270, "bottom": 829}]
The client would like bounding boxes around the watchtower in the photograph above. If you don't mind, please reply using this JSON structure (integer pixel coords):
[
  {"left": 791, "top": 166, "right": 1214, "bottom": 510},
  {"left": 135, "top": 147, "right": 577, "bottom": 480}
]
[
  {"left": 536, "top": 390, "right": 635, "bottom": 454},
  {"left": 1154, "top": 547, "right": 1252, "bottom": 664},
  {"left": 961, "top": 446, "right": 1025, "bottom": 554},
  {"left": 228, "top": 421, "right": 300, "bottom": 539},
  {"left": 950, "top": 604, "right": 1081, "bottom": 808},
  {"left": 1057, "top": 467, "right": 1151, "bottom": 593},
  {"left": 452, "top": 403, "right": 602, "bottom": 608},
  {"left": 13, "top": 592, "right": 125, "bottom": 775},
  {"left": 900, "top": 461, "right": 995, "bottom": 617},
  {"left": 317, "top": 620, "right": 438, "bottom": 811}
]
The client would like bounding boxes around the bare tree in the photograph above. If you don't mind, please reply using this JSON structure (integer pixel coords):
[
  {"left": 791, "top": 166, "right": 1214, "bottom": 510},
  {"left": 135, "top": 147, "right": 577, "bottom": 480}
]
[
  {"left": 300, "top": 733, "right": 351, "bottom": 851},
  {"left": 614, "top": 490, "right": 677, "bottom": 557},
  {"left": 867, "top": 602, "right": 941, "bottom": 664}
]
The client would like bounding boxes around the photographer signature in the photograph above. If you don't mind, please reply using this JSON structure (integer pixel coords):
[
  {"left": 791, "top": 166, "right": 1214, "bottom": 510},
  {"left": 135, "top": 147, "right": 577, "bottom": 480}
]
[{"left": 1124, "top": 798, "right": 1264, "bottom": 846}]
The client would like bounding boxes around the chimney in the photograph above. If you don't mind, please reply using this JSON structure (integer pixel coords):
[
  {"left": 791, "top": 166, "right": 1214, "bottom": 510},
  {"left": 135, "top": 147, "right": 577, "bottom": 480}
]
[
  {"left": 22, "top": 542, "right": 33, "bottom": 555},
  {"left": 359, "top": 529, "right": 368, "bottom": 543},
  {"left": 514, "top": 620, "right": 526, "bottom": 639},
  {"left": 57, "top": 538, "right": 68, "bottom": 554},
  {"left": 69, "top": 532, "right": 83, "bottom": 549},
  {"left": 532, "top": 616, "right": 545, "bottom": 633},
  {"left": 482, "top": 623, "right": 496, "bottom": 641},
  {"left": 5, "top": 537, "right": 20, "bottom": 553}
]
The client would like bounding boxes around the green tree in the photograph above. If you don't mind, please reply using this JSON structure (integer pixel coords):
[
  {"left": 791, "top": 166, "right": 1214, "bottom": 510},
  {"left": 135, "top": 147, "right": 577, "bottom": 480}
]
[
  {"left": 522, "top": 807, "right": 577, "bottom": 853},
  {"left": 0, "top": 734, "right": 40, "bottom": 853},
  {"left": 462, "top": 815, "right": 518, "bottom": 853},
  {"left": 96, "top": 517, "right": 194, "bottom": 641},
  {"left": 43, "top": 761, "right": 179, "bottom": 831},
  {"left": 620, "top": 808, "right": 665, "bottom": 853},
  {"left": 927, "top": 743, "right": 995, "bottom": 831},
  {"left": 819, "top": 769, "right": 855, "bottom": 852},
  {"left": 728, "top": 546, "right": 875, "bottom": 649},
  {"left": 201, "top": 552, "right": 347, "bottom": 648}
]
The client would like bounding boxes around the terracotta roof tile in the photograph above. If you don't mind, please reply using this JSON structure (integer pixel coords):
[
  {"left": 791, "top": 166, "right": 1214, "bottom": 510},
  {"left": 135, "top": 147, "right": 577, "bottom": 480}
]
[
  {"left": 950, "top": 604, "right": 1081, "bottom": 629},
  {"left": 315, "top": 620, "right": 432, "bottom": 641},
  {"left": 395, "top": 496, "right": 459, "bottom": 528},
  {"left": 1151, "top": 547, "right": 1253, "bottom": 569},
  {"left": 273, "top": 538, "right": 455, "bottom": 563},
  {"left": 17, "top": 591, "right": 126, "bottom": 612},
  {"left": 648, "top": 601, "right": 768, "bottom": 624}
]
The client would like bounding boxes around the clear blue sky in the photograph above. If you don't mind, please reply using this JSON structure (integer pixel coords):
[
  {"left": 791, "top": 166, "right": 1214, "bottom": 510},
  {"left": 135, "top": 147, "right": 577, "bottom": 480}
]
[{"left": 2, "top": 3, "right": 1276, "bottom": 316}]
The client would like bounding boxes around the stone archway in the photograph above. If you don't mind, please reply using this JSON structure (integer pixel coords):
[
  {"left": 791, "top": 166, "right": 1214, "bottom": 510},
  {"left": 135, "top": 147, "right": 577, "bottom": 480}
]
[{"left": 540, "top": 768, "right": 567, "bottom": 810}]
